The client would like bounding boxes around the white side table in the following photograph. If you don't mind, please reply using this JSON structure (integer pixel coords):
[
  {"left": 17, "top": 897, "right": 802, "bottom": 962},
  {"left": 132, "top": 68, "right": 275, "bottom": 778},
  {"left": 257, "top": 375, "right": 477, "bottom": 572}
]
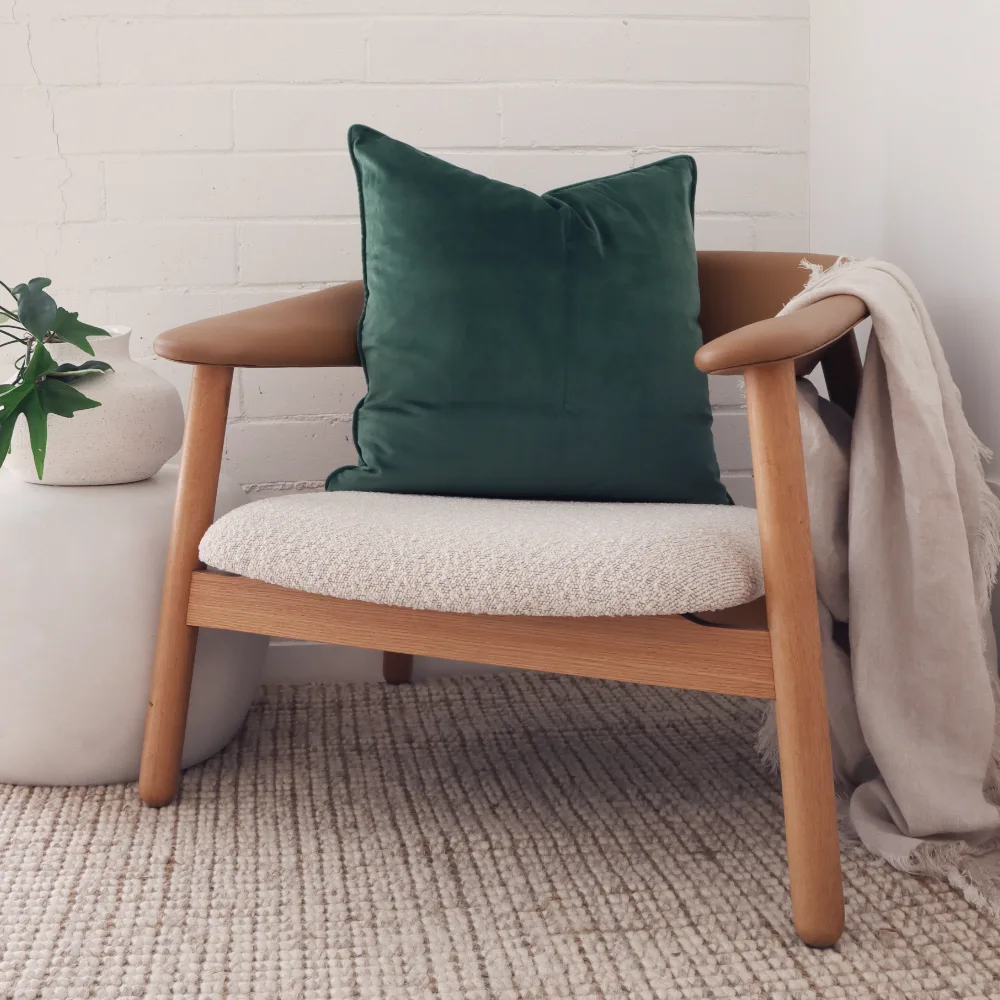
[{"left": 0, "top": 466, "right": 267, "bottom": 785}]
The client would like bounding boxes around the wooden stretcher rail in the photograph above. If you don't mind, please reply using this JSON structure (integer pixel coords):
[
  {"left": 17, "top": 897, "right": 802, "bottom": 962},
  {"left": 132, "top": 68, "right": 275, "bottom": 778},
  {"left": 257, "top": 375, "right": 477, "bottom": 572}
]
[{"left": 187, "top": 572, "right": 776, "bottom": 700}]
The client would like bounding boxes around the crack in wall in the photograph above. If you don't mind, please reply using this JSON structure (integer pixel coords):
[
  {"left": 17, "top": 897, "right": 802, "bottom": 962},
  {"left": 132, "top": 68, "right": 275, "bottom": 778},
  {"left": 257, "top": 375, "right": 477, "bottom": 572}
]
[{"left": 15, "top": 0, "right": 72, "bottom": 228}]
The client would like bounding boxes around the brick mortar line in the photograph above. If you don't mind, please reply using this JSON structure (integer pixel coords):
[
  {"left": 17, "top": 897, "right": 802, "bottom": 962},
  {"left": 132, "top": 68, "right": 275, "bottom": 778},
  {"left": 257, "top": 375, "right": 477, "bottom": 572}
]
[
  {"left": 13, "top": 14, "right": 808, "bottom": 25},
  {"left": 93, "top": 212, "right": 807, "bottom": 224},
  {"left": 65, "top": 147, "right": 806, "bottom": 156},
  {"left": 4, "top": 147, "right": 809, "bottom": 158},
  {"left": 5, "top": 81, "right": 809, "bottom": 91},
  {"left": 227, "top": 414, "right": 354, "bottom": 425},
  {"left": 6, "top": 212, "right": 808, "bottom": 228}
]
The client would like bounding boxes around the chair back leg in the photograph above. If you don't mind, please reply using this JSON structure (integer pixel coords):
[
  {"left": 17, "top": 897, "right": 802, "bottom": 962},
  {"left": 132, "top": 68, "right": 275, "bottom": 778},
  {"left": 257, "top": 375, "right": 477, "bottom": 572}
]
[
  {"left": 139, "top": 364, "right": 234, "bottom": 807},
  {"left": 383, "top": 651, "right": 414, "bottom": 685},
  {"left": 745, "top": 360, "right": 844, "bottom": 948}
]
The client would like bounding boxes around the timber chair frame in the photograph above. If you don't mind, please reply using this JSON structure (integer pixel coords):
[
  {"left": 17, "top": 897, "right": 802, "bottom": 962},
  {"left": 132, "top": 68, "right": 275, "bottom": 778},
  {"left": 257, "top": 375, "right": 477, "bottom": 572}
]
[{"left": 139, "top": 250, "right": 868, "bottom": 949}]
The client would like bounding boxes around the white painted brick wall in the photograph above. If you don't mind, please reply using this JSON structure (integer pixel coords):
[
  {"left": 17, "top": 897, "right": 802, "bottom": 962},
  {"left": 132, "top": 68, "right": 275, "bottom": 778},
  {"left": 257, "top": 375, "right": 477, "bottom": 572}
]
[{"left": 3, "top": 0, "right": 810, "bottom": 503}]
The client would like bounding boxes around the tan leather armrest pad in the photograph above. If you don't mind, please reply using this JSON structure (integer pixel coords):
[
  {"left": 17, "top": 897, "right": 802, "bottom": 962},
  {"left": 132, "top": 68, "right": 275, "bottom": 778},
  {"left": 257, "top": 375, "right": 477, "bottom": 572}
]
[
  {"left": 694, "top": 294, "right": 868, "bottom": 375},
  {"left": 153, "top": 282, "right": 364, "bottom": 367}
]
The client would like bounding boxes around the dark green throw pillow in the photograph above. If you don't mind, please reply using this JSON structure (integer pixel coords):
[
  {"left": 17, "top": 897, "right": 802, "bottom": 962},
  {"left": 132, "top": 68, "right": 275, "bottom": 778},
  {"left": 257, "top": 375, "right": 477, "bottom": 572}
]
[{"left": 327, "top": 124, "right": 728, "bottom": 504}]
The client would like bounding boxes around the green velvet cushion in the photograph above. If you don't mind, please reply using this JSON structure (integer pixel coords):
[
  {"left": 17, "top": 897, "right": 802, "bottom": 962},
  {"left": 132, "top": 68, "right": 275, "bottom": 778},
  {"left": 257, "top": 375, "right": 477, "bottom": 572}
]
[{"left": 326, "top": 124, "right": 728, "bottom": 504}]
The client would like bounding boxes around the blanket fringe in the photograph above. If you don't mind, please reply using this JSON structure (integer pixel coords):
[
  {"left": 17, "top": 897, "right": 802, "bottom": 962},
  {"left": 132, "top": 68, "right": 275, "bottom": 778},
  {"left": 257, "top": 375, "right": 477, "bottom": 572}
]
[
  {"left": 754, "top": 703, "right": 779, "bottom": 773},
  {"left": 799, "top": 254, "right": 855, "bottom": 289},
  {"left": 896, "top": 840, "right": 1000, "bottom": 919}
]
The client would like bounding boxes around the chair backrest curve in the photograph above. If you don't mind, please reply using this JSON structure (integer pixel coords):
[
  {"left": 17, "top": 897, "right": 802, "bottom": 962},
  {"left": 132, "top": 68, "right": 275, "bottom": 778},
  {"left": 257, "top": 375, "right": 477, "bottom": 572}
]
[{"left": 697, "top": 251, "right": 839, "bottom": 345}]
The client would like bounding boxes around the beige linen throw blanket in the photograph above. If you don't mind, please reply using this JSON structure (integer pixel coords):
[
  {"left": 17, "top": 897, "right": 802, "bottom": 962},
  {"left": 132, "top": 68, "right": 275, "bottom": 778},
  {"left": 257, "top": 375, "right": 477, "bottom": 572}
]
[{"left": 759, "top": 258, "right": 1000, "bottom": 911}]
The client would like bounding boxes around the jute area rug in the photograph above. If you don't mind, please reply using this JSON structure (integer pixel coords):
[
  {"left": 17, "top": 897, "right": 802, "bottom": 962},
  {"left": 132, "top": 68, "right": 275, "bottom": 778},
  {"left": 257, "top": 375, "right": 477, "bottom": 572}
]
[{"left": 1, "top": 674, "right": 998, "bottom": 999}]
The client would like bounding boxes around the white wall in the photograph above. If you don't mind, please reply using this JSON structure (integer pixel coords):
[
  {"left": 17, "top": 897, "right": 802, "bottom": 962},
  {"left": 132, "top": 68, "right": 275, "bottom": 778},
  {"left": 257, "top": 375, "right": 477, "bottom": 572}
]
[
  {"left": 2, "top": 0, "right": 810, "bottom": 509},
  {"left": 2, "top": 0, "right": 811, "bottom": 680},
  {"left": 811, "top": 0, "right": 1000, "bottom": 637},
  {"left": 810, "top": 0, "right": 1000, "bottom": 464}
]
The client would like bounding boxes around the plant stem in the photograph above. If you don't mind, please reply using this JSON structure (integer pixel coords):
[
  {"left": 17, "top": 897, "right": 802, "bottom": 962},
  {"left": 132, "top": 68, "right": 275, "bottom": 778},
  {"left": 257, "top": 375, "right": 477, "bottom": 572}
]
[{"left": 0, "top": 280, "right": 15, "bottom": 300}]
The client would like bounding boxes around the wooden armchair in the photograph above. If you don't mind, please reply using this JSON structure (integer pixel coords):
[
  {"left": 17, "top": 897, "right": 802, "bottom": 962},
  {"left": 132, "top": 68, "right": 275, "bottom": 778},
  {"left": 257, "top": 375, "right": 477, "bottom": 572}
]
[{"left": 139, "top": 250, "right": 867, "bottom": 948}]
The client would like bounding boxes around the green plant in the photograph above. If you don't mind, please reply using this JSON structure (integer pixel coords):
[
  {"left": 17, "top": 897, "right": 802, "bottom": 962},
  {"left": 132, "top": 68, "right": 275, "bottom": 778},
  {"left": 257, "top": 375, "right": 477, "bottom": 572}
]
[{"left": 0, "top": 277, "right": 113, "bottom": 479}]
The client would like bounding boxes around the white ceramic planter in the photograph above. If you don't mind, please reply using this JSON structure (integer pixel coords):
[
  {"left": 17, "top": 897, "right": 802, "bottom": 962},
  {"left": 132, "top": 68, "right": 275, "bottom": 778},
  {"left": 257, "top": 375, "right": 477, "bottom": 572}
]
[
  {"left": 6, "top": 327, "right": 184, "bottom": 486},
  {"left": 0, "top": 466, "right": 267, "bottom": 786}
]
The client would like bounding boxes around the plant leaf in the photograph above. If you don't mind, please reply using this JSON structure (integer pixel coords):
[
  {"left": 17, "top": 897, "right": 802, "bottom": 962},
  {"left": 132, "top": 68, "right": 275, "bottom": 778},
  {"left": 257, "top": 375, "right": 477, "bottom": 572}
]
[
  {"left": 0, "top": 405, "right": 22, "bottom": 471},
  {"left": 19, "top": 343, "right": 56, "bottom": 398},
  {"left": 14, "top": 278, "right": 57, "bottom": 339},
  {"left": 21, "top": 342, "right": 57, "bottom": 386},
  {"left": 22, "top": 391, "right": 47, "bottom": 479},
  {"left": 49, "top": 360, "right": 113, "bottom": 381},
  {"left": 11, "top": 278, "right": 50, "bottom": 297},
  {"left": 0, "top": 381, "right": 32, "bottom": 418},
  {"left": 49, "top": 308, "right": 111, "bottom": 355},
  {"left": 37, "top": 377, "right": 102, "bottom": 419}
]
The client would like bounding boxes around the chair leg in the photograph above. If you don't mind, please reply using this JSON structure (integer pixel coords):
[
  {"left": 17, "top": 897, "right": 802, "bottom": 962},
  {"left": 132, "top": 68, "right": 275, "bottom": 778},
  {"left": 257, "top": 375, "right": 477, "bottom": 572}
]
[
  {"left": 139, "top": 365, "right": 233, "bottom": 807},
  {"left": 745, "top": 360, "right": 844, "bottom": 948},
  {"left": 383, "top": 651, "right": 413, "bottom": 685},
  {"left": 771, "top": 644, "right": 844, "bottom": 947}
]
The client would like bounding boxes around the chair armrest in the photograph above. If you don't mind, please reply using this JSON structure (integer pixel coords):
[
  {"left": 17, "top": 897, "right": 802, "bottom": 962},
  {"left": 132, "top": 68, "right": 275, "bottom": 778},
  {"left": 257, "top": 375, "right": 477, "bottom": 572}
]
[
  {"left": 153, "top": 282, "right": 364, "bottom": 368},
  {"left": 694, "top": 294, "right": 867, "bottom": 376}
]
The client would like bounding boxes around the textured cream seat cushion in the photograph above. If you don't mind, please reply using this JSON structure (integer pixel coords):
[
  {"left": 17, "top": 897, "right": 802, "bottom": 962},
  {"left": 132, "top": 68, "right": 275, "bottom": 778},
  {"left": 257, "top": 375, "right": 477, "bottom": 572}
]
[{"left": 199, "top": 492, "right": 763, "bottom": 617}]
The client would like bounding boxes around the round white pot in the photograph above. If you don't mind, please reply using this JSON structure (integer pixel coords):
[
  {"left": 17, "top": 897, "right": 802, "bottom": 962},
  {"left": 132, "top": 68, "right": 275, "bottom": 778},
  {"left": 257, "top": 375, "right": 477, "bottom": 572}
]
[
  {"left": 6, "top": 327, "right": 184, "bottom": 486},
  {"left": 0, "top": 466, "right": 267, "bottom": 786}
]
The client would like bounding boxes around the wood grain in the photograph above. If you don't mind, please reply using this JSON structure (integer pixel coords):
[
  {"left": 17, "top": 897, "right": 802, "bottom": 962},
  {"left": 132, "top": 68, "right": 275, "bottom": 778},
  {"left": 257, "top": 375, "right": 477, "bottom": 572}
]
[
  {"left": 187, "top": 573, "right": 776, "bottom": 699},
  {"left": 745, "top": 360, "right": 844, "bottom": 947},
  {"left": 139, "top": 364, "right": 233, "bottom": 808}
]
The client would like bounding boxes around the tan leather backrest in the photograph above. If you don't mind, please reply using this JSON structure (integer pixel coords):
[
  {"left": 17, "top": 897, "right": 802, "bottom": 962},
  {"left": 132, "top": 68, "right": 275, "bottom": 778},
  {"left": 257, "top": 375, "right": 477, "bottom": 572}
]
[
  {"left": 697, "top": 251, "right": 838, "bottom": 344},
  {"left": 154, "top": 250, "right": 843, "bottom": 371}
]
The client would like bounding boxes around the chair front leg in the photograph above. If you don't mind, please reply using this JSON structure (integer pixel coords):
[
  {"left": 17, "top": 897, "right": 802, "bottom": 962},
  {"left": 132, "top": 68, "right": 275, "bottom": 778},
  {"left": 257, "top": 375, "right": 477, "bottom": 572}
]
[
  {"left": 139, "top": 364, "right": 233, "bottom": 807},
  {"left": 744, "top": 359, "right": 844, "bottom": 948}
]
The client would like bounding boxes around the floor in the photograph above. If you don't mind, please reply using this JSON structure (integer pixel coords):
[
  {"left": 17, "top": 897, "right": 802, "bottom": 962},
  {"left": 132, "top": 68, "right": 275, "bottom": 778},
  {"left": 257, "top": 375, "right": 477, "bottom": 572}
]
[{"left": 1, "top": 674, "right": 997, "bottom": 999}]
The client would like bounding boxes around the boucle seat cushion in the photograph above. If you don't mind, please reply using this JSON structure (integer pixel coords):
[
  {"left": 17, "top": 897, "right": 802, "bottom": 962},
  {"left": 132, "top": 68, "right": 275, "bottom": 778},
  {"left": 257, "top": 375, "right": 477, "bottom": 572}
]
[{"left": 199, "top": 492, "right": 763, "bottom": 618}]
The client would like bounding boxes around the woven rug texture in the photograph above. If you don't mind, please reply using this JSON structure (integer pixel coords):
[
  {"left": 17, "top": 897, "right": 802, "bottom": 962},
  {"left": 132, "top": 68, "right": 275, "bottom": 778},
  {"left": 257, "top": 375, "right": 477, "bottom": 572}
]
[{"left": 1, "top": 674, "right": 999, "bottom": 999}]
